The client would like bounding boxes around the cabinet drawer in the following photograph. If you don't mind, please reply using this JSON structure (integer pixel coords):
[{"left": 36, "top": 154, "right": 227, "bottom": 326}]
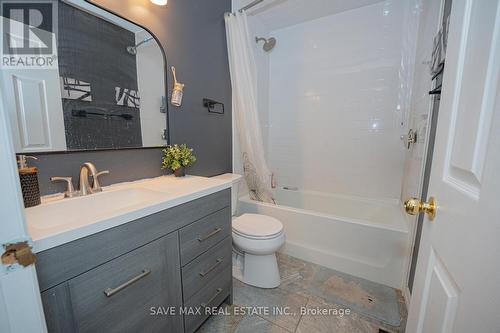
[
  {"left": 67, "top": 232, "right": 183, "bottom": 333},
  {"left": 36, "top": 189, "right": 230, "bottom": 292},
  {"left": 183, "top": 267, "right": 231, "bottom": 333},
  {"left": 180, "top": 207, "right": 231, "bottom": 266},
  {"left": 182, "top": 236, "right": 232, "bottom": 301}
]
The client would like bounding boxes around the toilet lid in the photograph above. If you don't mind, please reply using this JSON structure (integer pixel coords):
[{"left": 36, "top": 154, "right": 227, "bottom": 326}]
[{"left": 232, "top": 214, "right": 283, "bottom": 238}]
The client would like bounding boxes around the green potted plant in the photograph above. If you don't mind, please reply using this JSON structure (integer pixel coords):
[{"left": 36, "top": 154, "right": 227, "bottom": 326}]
[{"left": 161, "top": 144, "right": 196, "bottom": 177}]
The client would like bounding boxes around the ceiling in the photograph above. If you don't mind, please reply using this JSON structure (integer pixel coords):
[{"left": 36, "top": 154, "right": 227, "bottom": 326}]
[
  {"left": 63, "top": 0, "right": 145, "bottom": 33},
  {"left": 236, "top": 0, "right": 387, "bottom": 31}
]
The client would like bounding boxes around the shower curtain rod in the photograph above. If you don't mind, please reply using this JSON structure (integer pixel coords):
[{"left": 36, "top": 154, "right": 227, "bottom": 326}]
[{"left": 238, "top": 0, "right": 265, "bottom": 12}]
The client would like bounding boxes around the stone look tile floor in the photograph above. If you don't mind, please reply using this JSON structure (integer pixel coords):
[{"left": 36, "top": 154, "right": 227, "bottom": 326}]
[{"left": 197, "top": 254, "right": 407, "bottom": 333}]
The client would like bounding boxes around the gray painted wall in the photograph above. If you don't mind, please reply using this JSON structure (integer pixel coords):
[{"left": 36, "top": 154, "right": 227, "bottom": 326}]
[
  {"left": 26, "top": 0, "right": 232, "bottom": 195},
  {"left": 31, "top": 149, "right": 165, "bottom": 195},
  {"left": 91, "top": 0, "right": 233, "bottom": 176},
  {"left": 163, "top": 0, "right": 232, "bottom": 177}
]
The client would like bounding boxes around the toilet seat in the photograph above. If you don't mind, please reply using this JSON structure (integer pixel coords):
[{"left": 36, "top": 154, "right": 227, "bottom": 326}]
[{"left": 232, "top": 214, "right": 283, "bottom": 240}]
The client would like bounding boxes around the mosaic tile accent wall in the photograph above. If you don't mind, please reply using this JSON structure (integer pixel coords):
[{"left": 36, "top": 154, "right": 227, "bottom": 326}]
[{"left": 58, "top": 2, "right": 142, "bottom": 150}]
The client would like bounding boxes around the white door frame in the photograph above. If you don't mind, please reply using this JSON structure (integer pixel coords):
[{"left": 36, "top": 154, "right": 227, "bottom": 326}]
[
  {"left": 401, "top": 0, "right": 447, "bottom": 302},
  {"left": 0, "top": 89, "right": 47, "bottom": 331}
]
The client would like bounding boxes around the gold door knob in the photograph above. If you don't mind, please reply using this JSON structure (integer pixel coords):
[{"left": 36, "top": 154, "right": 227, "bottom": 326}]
[{"left": 404, "top": 197, "right": 437, "bottom": 220}]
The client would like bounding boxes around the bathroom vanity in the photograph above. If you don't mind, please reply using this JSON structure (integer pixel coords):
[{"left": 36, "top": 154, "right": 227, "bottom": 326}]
[{"left": 28, "top": 176, "right": 233, "bottom": 333}]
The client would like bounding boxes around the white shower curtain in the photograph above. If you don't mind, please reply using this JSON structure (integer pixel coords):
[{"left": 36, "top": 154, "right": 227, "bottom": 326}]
[{"left": 224, "top": 11, "right": 274, "bottom": 203}]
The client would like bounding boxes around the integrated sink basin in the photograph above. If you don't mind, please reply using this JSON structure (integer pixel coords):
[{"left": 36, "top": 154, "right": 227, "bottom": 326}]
[
  {"left": 27, "top": 188, "right": 167, "bottom": 234},
  {"left": 26, "top": 175, "right": 233, "bottom": 253}
]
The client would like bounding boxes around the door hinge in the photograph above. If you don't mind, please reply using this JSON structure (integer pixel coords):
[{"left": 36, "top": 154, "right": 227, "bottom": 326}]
[{"left": 1, "top": 240, "right": 36, "bottom": 272}]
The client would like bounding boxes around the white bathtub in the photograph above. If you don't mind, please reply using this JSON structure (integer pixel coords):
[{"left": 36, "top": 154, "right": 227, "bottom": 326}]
[{"left": 238, "top": 189, "right": 409, "bottom": 289}]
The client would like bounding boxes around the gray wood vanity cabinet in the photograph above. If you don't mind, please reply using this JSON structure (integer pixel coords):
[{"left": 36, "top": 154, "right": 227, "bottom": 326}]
[{"left": 36, "top": 189, "right": 232, "bottom": 333}]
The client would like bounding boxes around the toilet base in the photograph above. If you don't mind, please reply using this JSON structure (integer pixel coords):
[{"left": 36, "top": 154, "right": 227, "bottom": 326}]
[{"left": 232, "top": 250, "right": 281, "bottom": 288}]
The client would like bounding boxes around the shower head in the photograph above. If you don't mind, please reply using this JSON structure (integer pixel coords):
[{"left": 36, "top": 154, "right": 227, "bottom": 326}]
[
  {"left": 126, "top": 36, "right": 154, "bottom": 55},
  {"left": 255, "top": 37, "right": 276, "bottom": 52}
]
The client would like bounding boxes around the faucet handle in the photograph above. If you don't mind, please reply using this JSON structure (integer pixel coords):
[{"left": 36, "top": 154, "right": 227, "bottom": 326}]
[
  {"left": 50, "top": 177, "right": 79, "bottom": 198},
  {"left": 95, "top": 170, "right": 109, "bottom": 177},
  {"left": 91, "top": 170, "right": 109, "bottom": 193}
]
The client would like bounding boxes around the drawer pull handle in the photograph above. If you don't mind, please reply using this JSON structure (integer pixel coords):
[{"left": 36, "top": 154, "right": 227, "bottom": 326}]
[
  {"left": 104, "top": 269, "right": 151, "bottom": 297},
  {"left": 199, "top": 258, "right": 223, "bottom": 277},
  {"left": 201, "top": 288, "right": 223, "bottom": 308},
  {"left": 197, "top": 228, "right": 222, "bottom": 242}
]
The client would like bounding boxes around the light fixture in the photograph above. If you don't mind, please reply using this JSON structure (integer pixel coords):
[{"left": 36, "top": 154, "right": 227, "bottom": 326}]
[{"left": 150, "top": 0, "right": 167, "bottom": 5}]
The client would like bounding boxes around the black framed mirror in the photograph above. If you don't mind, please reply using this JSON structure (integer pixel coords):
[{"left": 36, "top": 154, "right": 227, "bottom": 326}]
[{"left": 2, "top": 0, "right": 169, "bottom": 153}]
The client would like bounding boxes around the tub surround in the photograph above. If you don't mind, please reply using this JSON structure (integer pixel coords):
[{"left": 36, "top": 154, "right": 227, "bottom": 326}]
[
  {"left": 232, "top": 0, "right": 413, "bottom": 200},
  {"left": 27, "top": 175, "right": 233, "bottom": 252},
  {"left": 265, "top": 1, "right": 409, "bottom": 199}
]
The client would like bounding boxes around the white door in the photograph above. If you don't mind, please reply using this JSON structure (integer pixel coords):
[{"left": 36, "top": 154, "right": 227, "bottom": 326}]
[
  {"left": 0, "top": 92, "right": 46, "bottom": 331},
  {"left": 0, "top": 18, "right": 66, "bottom": 153},
  {"left": 1, "top": 67, "right": 67, "bottom": 153},
  {"left": 406, "top": 0, "right": 500, "bottom": 332}
]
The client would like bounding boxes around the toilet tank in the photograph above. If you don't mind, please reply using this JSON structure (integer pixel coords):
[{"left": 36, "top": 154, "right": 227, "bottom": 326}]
[{"left": 212, "top": 173, "right": 243, "bottom": 216}]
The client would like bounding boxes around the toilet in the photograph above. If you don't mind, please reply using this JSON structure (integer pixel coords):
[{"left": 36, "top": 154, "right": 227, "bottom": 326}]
[
  {"left": 214, "top": 173, "right": 285, "bottom": 289},
  {"left": 232, "top": 213, "right": 285, "bottom": 288}
]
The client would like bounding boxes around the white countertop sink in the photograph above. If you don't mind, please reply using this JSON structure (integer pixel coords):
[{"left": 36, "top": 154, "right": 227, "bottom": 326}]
[
  {"left": 27, "top": 188, "right": 168, "bottom": 231},
  {"left": 26, "top": 175, "right": 233, "bottom": 253}
]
